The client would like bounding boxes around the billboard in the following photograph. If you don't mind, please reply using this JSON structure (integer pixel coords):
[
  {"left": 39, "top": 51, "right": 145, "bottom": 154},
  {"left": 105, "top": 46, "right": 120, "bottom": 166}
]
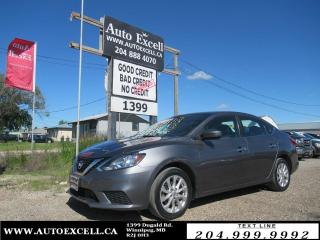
[{"left": 104, "top": 16, "right": 164, "bottom": 71}]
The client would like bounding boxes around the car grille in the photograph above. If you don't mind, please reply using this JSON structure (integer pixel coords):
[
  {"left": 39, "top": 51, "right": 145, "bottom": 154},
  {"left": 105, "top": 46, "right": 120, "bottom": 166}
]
[
  {"left": 104, "top": 191, "right": 132, "bottom": 205},
  {"left": 304, "top": 140, "right": 311, "bottom": 146},
  {"left": 70, "top": 188, "right": 99, "bottom": 202},
  {"left": 75, "top": 158, "right": 93, "bottom": 173}
]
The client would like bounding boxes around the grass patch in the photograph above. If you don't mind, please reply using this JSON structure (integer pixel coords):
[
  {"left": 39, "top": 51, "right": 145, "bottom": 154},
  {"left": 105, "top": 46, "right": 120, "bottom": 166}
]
[
  {"left": 0, "top": 142, "right": 65, "bottom": 151},
  {"left": 0, "top": 136, "right": 105, "bottom": 191}
]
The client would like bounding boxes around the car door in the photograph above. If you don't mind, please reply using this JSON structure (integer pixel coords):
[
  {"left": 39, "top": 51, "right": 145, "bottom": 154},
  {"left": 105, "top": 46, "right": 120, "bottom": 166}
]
[
  {"left": 196, "top": 115, "right": 250, "bottom": 195},
  {"left": 238, "top": 115, "right": 278, "bottom": 182}
]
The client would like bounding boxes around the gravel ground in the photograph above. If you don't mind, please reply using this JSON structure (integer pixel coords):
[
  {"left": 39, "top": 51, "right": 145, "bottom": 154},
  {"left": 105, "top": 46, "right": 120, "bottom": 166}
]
[{"left": 0, "top": 158, "right": 319, "bottom": 221}]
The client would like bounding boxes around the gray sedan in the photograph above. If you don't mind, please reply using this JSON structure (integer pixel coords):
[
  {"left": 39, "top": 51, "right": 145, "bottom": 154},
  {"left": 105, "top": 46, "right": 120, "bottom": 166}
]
[{"left": 69, "top": 112, "right": 299, "bottom": 220}]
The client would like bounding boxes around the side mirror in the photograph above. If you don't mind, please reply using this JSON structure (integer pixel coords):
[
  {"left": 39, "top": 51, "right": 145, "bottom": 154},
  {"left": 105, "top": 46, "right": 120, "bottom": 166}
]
[{"left": 201, "top": 130, "right": 222, "bottom": 140}]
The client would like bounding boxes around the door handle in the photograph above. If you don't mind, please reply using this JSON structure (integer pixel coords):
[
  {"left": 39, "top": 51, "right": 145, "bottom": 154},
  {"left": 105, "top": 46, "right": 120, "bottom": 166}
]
[
  {"left": 268, "top": 143, "right": 277, "bottom": 148},
  {"left": 237, "top": 146, "right": 248, "bottom": 152}
]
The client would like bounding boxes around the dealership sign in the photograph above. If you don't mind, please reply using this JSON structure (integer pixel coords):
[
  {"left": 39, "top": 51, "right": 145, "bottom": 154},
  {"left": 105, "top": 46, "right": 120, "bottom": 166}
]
[
  {"left": 5, "top": 38, "right": 37, "bottom": 92},
  {"left": 103, "top": 16, "right": 164, "bottom": 71},
  {"left": 103, "top": 16, "right": 163, "bottom": 117},
  {"left": 112, "top": 59, "right": 157, "bottom": 101}
]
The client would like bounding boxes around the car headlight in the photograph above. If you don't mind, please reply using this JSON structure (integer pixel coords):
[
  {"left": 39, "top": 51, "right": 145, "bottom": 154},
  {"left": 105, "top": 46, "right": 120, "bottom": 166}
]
[
  {"left": 315, "top": 143, "right": 320, "bottom": 148},
  {"left": 99, "top": 153, "right": 146, "bottom": 171},
  {"left": 296, "top": 139, "right": 303, "bottom": 144}
]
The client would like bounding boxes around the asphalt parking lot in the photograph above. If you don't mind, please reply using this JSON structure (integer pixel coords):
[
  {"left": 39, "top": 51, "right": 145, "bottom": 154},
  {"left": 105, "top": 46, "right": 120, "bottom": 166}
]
[{"left": 0, "top": 158, "right": 319, "bottom": 221}]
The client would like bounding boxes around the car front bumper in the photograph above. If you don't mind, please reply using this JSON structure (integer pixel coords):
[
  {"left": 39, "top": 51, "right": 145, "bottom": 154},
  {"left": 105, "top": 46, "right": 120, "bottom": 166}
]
[
  {"left": 303, "top": 147, "right": 313, "bottom": 157},
  {"left": 68, "top": 165, "right": 154, "bottom": 210},
  {"left": 312, "top": 144, "right": 320, "bottom": 155},
  {"left": 296, "top": 147, "right": 305, "bottom": 158}
]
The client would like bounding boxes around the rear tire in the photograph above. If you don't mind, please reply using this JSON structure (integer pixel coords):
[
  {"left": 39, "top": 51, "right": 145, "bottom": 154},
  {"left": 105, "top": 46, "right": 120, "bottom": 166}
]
[
  {"left": 149, "top": 167, "right": 192, "bottom": 220},
  {"left": 267, "top": 158, "right": 290, "bottom": 191}
]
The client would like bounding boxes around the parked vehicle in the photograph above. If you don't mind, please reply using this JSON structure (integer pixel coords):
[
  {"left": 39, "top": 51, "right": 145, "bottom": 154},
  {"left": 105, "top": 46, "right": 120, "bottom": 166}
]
[
  {"left": 285, "top": 132, "right": 313, "bottom": 159},
  {"left": 301, "top": 133, "right": 320, "bottom": 158},
  {"left": 0, "top": 133, "right": 18, "bottom": 142},
  {"left": 27, "top": 134, "right": 54, "bottom": 143},
  {"left": 306, "top": 133, "right": 320, "bottom": 139},
  {"left": 69, "top": 112, "right": 299, "bottom": 220}
]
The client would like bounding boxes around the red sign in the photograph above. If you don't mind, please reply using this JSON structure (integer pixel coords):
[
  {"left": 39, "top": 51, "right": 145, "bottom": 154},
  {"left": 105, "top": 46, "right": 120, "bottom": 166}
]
[{"left": 5, "top": 38, "right": 37, "bottom": 92}]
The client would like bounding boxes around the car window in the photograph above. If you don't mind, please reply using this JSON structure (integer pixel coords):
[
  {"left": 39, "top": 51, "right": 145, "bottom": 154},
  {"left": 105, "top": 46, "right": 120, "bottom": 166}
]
[
  {"left": 262, "top": 121, "right": 274, "bottom": 134},
  {"left": 240, "top": 117, "right": 267, "bottom": 136},
  {"left": 204, "top": 116, "right": 238, "bottom": 138}
]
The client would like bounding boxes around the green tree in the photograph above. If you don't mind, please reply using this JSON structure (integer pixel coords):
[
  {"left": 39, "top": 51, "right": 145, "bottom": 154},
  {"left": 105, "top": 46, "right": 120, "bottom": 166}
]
[
  {"left": 0, "top": 73, "right": 47, "bottom": 131},
  {"left": 58, "top": 120, "right": 68, "bottom": 125}
]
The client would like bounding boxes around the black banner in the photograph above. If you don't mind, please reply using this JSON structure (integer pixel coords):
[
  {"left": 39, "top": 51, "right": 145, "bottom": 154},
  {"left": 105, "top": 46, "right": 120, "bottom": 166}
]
[
  {"left": 0, "top": 221, "right": 186, "bottom": 240},
  {"left": 103, "top": 16, "right": 164, "bottom": 71},
  {"left": 1, "top": 221, "right": 318, "bottom": 239}
]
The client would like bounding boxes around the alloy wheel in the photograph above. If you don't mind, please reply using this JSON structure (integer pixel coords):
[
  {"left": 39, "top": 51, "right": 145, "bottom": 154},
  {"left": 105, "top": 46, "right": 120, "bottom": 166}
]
[
  {"left": 159, "top": 175, "right": 188, "bottom": 214},
  {"left": 276, "top": 162, "right": 289, "bottom": 188}
]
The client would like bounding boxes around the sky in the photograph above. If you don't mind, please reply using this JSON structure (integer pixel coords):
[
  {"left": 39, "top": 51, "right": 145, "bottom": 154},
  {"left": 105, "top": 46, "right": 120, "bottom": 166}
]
[{"left": 0, "top": 0, "right": 319, "bottom": 128}]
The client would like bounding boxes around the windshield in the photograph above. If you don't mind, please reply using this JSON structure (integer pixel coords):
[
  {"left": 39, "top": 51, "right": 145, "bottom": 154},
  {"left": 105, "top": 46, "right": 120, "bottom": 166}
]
[
  {"left": 303, "top": 133, "right": 315, "bottom": 139},
  {"left": 133, "top": 113, "right": 210, "bottom": 138},
  {"left": 288, "top": 132, "right": 304, "bottom": 139}
]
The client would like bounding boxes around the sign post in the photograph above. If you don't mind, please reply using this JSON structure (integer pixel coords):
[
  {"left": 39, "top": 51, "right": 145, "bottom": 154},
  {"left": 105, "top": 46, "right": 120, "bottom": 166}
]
[
  {"left": 31, "top": 43, "right": 37, "bottom": 150},
  {"left": 174, "top": 53, "right": 179, "bottom": 116},
  {"left": 75, "top": 0, "right": 84, "bottom": 156}
]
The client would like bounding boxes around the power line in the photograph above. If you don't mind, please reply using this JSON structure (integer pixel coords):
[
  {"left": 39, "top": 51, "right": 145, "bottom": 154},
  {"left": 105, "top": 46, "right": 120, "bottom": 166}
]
[
  {"left": 181, "top": 58, "right": 320, "bottom": 107},
  {"left": 47, "top": 97, "right": 105, "bottom": 114},
  {"left": 180, "top": 67, "right": 320, "bottom": 118},
  {"left": 37, "top": 58, "right": 105, "bottom": 70},
  {"left": 0, "top": 48, "right": 106, "bottom": 70},
  {"left": 37, "top": 54, "right": 105, "bottom": 67}
]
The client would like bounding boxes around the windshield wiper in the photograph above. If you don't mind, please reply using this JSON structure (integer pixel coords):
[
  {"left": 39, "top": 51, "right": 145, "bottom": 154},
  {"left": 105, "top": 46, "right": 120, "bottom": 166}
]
[{"left": 142, "top": 134, "right": 158, "bottom": 137}]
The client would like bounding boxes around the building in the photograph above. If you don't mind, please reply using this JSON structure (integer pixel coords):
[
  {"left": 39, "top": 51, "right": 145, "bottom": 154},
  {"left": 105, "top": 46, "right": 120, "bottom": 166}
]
[
  {"left": 47, "top": 123, "right": 72, "bottom": 142},
  {"left": 71, "top": 113, "right": 150, "bottom": 139},
  {"left": 30, "top": 128, "right": 48, "bottom": 135},
  {"left": 278, "top": 122, "right": 320, "bottom": 135}
]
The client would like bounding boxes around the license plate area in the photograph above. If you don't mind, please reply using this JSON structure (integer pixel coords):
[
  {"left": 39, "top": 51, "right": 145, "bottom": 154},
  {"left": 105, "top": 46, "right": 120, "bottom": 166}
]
[{"left": 70, "top": 174, "right": 79, "bottom": 192}]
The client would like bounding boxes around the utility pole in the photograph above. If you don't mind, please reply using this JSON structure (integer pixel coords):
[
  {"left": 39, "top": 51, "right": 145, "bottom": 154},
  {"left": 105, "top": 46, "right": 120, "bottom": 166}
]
[
  {"left": 75, "top": 0, "right": 84, "bottom": 156},
  {"left": 106, "top": 59, "right": 116, "bottom": 140},
  {"left": 174, "top": 53, "right": 179, "bottom": 116}
]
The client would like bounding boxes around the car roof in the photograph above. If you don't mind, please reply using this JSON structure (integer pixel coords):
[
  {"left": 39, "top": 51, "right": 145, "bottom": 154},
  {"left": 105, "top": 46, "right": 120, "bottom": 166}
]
[{"left": 175, "top": 111, "right": 259, "bottom": 118}]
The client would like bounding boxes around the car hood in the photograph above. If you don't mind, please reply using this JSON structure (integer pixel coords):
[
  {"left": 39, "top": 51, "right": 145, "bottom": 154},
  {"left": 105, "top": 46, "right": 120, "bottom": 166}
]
[{"left": 78, "top": 136, "right": 178, "bottom": 159}]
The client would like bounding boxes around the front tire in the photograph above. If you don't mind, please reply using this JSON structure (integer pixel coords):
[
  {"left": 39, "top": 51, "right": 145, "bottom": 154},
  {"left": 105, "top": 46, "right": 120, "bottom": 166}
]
[
  {"left": 267, "top": 158, "right": 291, "bottom": 191},
  {"left": 149, "top": 167, "right": 192, "bottom": 220}
]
